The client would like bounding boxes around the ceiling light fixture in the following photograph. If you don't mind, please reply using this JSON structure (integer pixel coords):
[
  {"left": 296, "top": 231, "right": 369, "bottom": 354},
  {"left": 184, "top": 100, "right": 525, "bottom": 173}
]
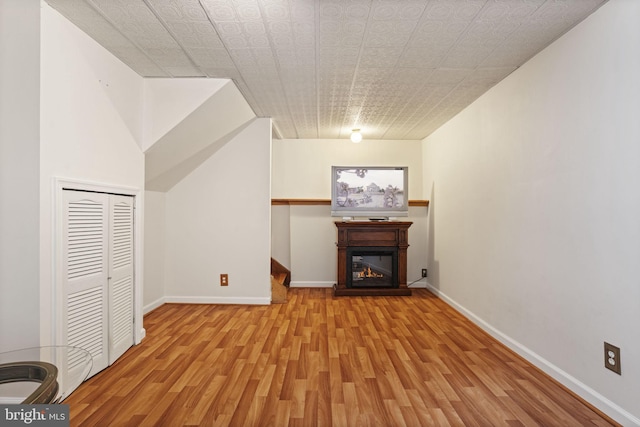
[{"left": 350, "top": 129, "right": 362, "bottom": 143}]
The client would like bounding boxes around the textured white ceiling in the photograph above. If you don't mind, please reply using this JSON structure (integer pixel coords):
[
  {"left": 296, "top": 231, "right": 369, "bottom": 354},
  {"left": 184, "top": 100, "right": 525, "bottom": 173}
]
[{"left": 45, "top": 0, "right": 607, "bottom": 140}]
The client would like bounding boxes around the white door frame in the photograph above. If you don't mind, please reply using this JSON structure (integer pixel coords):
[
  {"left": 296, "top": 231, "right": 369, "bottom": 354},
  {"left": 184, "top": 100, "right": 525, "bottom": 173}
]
[{"left": 53, "top": 178, "right": 145, "bottom": 349}]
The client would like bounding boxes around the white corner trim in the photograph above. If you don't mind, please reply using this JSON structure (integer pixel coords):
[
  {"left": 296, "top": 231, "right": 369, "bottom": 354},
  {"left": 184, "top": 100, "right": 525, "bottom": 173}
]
[
  {"left": 290, "top": 281, "right": 334, "bottom": 288},
  {"left": 426, "top": 283, "right": 640, "bottom": 427},
  {"left": 165, "top": 296, "right": 271, "bottom": 305}
]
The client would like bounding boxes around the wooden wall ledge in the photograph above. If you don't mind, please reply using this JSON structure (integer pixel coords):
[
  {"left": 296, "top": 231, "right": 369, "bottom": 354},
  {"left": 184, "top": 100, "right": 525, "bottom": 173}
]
[{"left": 271, "top": 199, "right": 429, "bottom": 207}]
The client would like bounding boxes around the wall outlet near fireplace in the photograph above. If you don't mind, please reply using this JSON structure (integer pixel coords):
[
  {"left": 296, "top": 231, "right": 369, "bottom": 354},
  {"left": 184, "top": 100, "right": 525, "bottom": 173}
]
[
  {"left": 421, "top": 268, "right": 427, "bottom": 278},
  {"left": 604, "top": 342, "right": 621, "bottom": 375},
  {"left": 220, "top": 274, "right": 228, "bottom": 286}
]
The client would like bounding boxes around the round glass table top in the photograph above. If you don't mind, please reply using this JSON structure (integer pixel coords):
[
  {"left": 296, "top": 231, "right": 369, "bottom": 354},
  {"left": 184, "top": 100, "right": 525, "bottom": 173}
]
[{"left": 0, "top": 346, "right": 92, "bottom": 404}]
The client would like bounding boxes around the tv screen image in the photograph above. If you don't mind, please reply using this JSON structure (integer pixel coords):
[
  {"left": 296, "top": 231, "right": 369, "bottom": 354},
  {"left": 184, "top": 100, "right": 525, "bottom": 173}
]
[{"left": 331, "top": 166, "right": 409, "bottom": 218}]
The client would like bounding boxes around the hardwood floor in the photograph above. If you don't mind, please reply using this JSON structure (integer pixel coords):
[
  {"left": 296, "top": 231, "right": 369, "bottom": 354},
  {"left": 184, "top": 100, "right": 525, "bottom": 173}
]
[{"left": 65, "top": 288, "right": 618, "bottom": 426}]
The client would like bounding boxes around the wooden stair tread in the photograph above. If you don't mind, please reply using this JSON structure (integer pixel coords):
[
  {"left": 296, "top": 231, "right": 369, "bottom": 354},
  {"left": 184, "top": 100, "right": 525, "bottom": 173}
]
[
  {"left": 270, "top": 257, "right": 291, "bottom": 287},
  {"left": 273, "top": 272, "right": 287, "bottom": 285},
  {"left": 270, "top": 257, "right": 290, "bottom": 303},
  {"left": 270, "top": 275, "right": 287, "bottom": 304}
]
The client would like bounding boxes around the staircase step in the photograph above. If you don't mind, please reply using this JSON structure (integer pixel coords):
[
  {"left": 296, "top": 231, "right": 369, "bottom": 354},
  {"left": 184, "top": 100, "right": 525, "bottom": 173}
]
[
  {"left": 271, "top": 275, "right": 287, "bottom": 304},
  {"left": 270, "top": 258, "right": 291, "bottom": 287},
  {"left": 274, "top": 272, "right": 287, "bottom": 285},
  {"left": 270, "top": 257, "right": 291, "bottom": 304}
]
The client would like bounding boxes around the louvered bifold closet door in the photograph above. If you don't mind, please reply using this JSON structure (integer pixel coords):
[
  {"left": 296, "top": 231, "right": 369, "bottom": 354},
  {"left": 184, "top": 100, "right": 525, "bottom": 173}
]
[
  {"left": 108, "top": 195, "right": 134, "bottom": 364},
  {"left": 63, "top": 191, "right": 109, "bottom": 378}
]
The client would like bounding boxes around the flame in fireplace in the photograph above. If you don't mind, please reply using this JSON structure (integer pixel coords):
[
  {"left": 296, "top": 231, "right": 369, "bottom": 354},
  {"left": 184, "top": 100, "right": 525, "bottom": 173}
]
[{"left": 356, "top": 266, "right": 385, "bottom": 279}]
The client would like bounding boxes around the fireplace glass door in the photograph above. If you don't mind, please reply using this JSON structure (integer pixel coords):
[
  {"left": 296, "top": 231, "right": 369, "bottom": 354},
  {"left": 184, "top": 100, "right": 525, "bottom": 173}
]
[{"left": 347, "top": 247, "right": 398, "bottom": 288}]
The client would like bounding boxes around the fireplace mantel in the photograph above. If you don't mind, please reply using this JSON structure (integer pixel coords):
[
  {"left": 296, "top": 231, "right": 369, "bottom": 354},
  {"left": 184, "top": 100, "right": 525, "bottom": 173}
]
[{"left": 334, "top": 221, "right": 412, "bottom": 296}]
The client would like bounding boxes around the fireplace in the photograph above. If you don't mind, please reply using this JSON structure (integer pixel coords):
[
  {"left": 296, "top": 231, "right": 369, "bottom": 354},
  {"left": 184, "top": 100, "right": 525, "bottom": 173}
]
[
  {"left": 348, "top": 247, "right": 397, "bottom": 288},
  {"left": 334, "top": 221, "right": 412, "bottom": 296}
]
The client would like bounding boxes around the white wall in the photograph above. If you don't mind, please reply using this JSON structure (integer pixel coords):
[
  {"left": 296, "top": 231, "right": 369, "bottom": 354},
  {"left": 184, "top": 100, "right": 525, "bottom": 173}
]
[
  {"left": 423, "top": 0, "right": 640, "bottom": 424},
  {"left": 270, "top": 204, "right": 291, "bottom": 268},
  {"left": 272, "top": 138, "right": 428, "bottom": 287},
  {"left": 272, "top": 138, "right": 423, "bottom": 199},
  {"left": 0, "top": 0, "right": 41, "bottom": 352},
  {"left": 144, "top": 80, "right": 256, "bottom": 191},
  {"left": 143, "top": 190, "right": 166, "bottom": 312},
  {"left": 39, "top": 3, "right": 145, "bottom": 344},
  {"left": 164, "top": 118, "right": 272, "bottom": 304},
  {"left": 283, "top": 205, "right": 428, "bottom": 287}
]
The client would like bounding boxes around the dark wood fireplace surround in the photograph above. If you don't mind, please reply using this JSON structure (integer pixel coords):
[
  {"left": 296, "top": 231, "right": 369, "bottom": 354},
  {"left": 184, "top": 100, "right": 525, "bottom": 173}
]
[{"left": 334, "top": 221, "right": 412, "bottom": 296}]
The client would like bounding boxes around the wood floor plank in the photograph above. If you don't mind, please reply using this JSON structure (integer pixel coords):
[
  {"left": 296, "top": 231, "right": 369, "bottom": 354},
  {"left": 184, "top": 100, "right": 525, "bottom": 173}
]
[
  {"left": 272, "top": 400, "right": 291, "bottom": 427},
  {"left": 64, "top": 288, "right": 620, "bottom": 426},
  {"left": 290, "top": 379, "right": 307, "bottom": 419}
]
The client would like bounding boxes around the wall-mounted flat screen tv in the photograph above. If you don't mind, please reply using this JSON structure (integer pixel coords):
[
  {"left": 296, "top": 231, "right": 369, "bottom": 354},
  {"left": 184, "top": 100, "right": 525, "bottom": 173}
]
[{"left": 331, "top": 166, "right": 409, "bottom": 218}]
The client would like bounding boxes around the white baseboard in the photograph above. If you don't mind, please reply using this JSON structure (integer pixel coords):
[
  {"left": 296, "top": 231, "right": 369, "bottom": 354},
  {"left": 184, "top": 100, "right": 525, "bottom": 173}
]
[
  {"left": 143, "top": 297, "right": 166, "bottom": 315},
  {"left": 139, "top": 295, "right": 266, "bottom": 346},
  {"left": 165, "top": 296, "right": 271, "bottom": 305},
  {"left": 290, "top": 281, "right": 334, "bottom": 288},
  {"left": 143, "top": 295, "right": 272, "bottom": 316},
  {"left": 426, "top": 283, "right": 640, "bottom": 427}
]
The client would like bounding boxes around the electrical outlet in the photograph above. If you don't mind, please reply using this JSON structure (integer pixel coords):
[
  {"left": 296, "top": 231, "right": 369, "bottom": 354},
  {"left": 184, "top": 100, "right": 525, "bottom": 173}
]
[
  {"left": 220, "top": 274, "right": 228, "bottom": 286},
  {"left": 421, "top": 268, "right": 427, "bottom": 278},
  {"left": 604, "top": 342, "right": 621, "bottom": 375}
]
